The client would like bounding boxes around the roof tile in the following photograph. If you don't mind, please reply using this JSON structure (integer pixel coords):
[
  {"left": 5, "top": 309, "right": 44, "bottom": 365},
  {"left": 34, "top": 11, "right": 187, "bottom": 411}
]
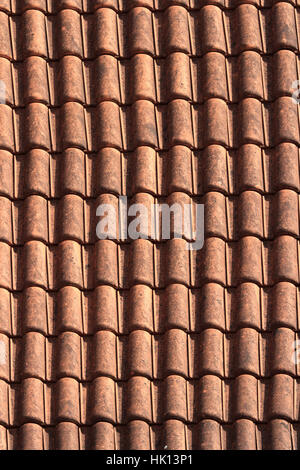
[
  {"left": 0, "top": 0, "right": 11, "bottom": 13},
  {"left": 23, "top": 103, "right": 51, "bottom": 152},
  {"left": 89, "top": 421, "right": 115, "bottom": 450},
  {"left": 131, "top": 146, "right": 157, "bottom": 194},
  {"left": 56, "top": 9, "right": 83, "bottom": 58},
  {"left": 96, "top": 101, "right": 122, "bottom": 149},
  {"left": 237, "top": 51, "right": 264, "bottom": 100},
  {"left": 265, "top": 419, "right": 293, "bottom": 450},
  {"left": 273, "top": 50, "right": 297, "bottom": 98},
  {"left": 55, "top": 56, "right": 85, "bottom": 105},
  {"left": 271, "top": 282, "right": 298, "bottom": 329},
  {"left": 0, "top": 105, "right": 14, "bottom": 152},
  {"left": 21, "top": 287, "right": 49, "bottom": 334},
  {"left": 272, "top": 235, "right": 298, "bottom": 284},
  {"left": 273, "top": 2, "right": 298, "bottom": 51},
  {"left": 168, "top": 99, "right": 193, "bottom": 147},
  {"left": 236, "top": 144, "right": 264, "bottom": 192},
  {"left": 233, "top": 328, "right": 259, "bottom": 376},
  {"left": 267, "top": 374, "right": 294, "bottom": 421},
  {"left": 19, "top": 423, "right": 44, "bottom": 450},
  {"left": 125, "top": 420, "right": 151, "bottom": 450},
  {"left": 197, "top": 328, "right": 224, "bottom": 376},
  {"left": 0, "top": 333, "right": 9, "bottom": 380},
  {"left": 125, "top": 376, "right": 152, "bottom": 422},
  {"left": 163, "top": 419, "right": 186, "bottom": 450},
  {"left": 132, "top": 100, "right": 158, "bottom": 148},
  {"left": 162, "top": 328, "right": 188, "bottom": 377},
  {"left": 273, "top": 96, "right": 300, "bottom": 144},
  {"left": 0, "top": 58, "right": 14, "bottom": 105},
  {"left": 164, "top": 375, "right": 187, "bottom": 421},
  {"left": 196, "top": 419, "right": 222, "bottom": 450},
  {"left": 90, "top": 330, "right": 117, "bottom": 379},
  {"left": 165, "top": 6, "right": 191, "bottom": 55},
  {"left": 21, "top": 10, "right": 48, "bottom": 59},
  {"left": 274, "top": 143, "right": 300, "bottom": 192},
  {"left": 235, "top": 4, "right": 262, "bottom": 53},
  {"left": 194, "top": 237, "right": 226, "bottom": 286},
  {"left": 2, "top": 0, "right": 300, "bottom": 450},
  {"left": 95, "top": 240, "right": 118, "bottom": 287},
  {"left": 93, "top": 55, "right": 121, "bottom": 103},
  {"left": 234, "top": 282, "right": 261, "bottom": 329},
  {"left": 166, "top": 53, "right": 192, "bottom": 101},
  {"left": 55, "top": 377, "right": 80, "bottom": 423},
  {"left": 230, "top": 419, "right": 257, "bottom": 450},
  {"left": 22, "top": 241, "right": 48, "bottom": 289},
  {"left": 0, "top": 12, "right": 12, "bottom": 59},
  {"left": 268, "top": 327, "right": 295, "bottom": 376},
  {"left": 165, "top": 283, "right": 189, "bottom": 330},
  {"left": 93, "top": 8, "right": 119, "bottom": 56},
  {"left": 21, "top": 331, "right": 46, "bottom": 380},
  {"left": 239, "top": 98, "right": 264, "bottom": 145},
  {"left": 59, "top": 102, "right": 87, "bottom": 150},
  {"left": 233, "top": 236, "right": 262, "bottom": 285},
  {"left": 231, "top": 374, "right": 258, "bottom": 421},
  {"left": 54, "top": 422, "right": 80, "bottom": 450},
  {"left": 202, "top": 53, "right": 228, "bottom": 101},
  {"left": 92, "top": 285, "right": 119, "bottom": 332},
  {"left": 55, "top": 0, "right": 82, "bottom": 11},
  {"left": 20, "top": 0, "right": 48, "bottom": 11},
  {"left": 237, "top": 190, "right": 263, "bottom": 238},
  {"left": 93, "top": 0, "right": 119, "bottom": 10},
  {"left": 198, "top": 375, "right": 223, "bottom": 421},
  {"left": 129, "top": 7, "right": 155, "bottom": 56},
  {"left": 199, "top": 6, "right": 227, "bottom": 54},
  {"left": 90, "top": 377, "right": 116, "bottom": 423},
  {"left": 129, "top": 239, "right": 154, "bottom": 286},
  {"left": 21, "top": 377, "right": 45, "bottom": 424},
  {"left": 205, "top": 98, "right": 229, "bottom": 146}
]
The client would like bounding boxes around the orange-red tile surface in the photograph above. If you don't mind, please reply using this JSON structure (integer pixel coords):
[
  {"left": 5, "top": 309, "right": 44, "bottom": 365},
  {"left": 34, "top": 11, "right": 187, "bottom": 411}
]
[{"left": 0, "top": 0, "right": 300, "bottom": 450}]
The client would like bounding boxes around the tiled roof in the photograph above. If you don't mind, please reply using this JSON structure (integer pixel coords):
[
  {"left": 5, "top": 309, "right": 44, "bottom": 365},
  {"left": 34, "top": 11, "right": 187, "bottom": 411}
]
[{"left": 1, "top": 0, "right": 300, "bottom": 450}]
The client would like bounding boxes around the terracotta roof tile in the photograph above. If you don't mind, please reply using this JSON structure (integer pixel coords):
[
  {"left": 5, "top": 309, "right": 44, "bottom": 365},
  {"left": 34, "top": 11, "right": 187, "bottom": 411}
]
[{"left": 1, "top": 0, "right": 300, "bottom": 450}]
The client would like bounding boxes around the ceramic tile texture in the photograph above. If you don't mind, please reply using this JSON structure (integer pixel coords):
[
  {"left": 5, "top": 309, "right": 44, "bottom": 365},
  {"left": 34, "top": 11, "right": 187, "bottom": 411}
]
[{"left": 1, "top": 0, "right": 300, "bottom": 451}]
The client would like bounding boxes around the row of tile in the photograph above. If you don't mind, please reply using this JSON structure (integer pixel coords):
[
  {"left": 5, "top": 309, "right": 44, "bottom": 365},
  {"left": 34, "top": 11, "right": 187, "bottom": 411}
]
[
  {"left": 1, "top": 98, "right": 300, "bottom": 152},
  {"left": 0, "top": 375, "right": 299, "bottom": 426},
  {"left": 0, "top": 237, "right": 300, "bottom": 289},
  {"left": 2, "top": 0, "right": 299, "bottom": 14},
  {"left": 2, "top": 189, "right": 300, "bottom": 244},
  {"left": 1, "top": 51, "right": 299, "bottom": 106},
  {"left": 1, "top": 5, "right": 300, "bottom": 60},
  {"left": 0, "top": 418, "right": 297, "bottom": 450},
  {"left": 1, "top": 145, "right": 300, "bottom": 199},
  {"left": 1, "top": 282, "right": 300, "bottom": 336},
  {"left": 0, "top": 328, "right": 299, "bottom": 380}
]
